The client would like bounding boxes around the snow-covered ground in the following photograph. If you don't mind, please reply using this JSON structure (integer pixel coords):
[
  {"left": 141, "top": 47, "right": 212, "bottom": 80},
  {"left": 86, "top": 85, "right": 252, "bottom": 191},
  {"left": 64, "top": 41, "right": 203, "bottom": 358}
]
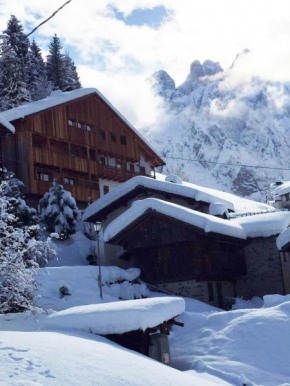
[{"left": 170, "top": 294, "right": 290, "bottom": 386}]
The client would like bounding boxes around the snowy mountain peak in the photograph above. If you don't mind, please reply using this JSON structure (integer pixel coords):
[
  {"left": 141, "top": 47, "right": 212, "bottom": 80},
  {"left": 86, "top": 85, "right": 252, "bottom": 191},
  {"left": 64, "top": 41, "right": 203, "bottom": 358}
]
[
  {"left": 149, "top": 70, "right": 176, "bottom": 99},
  {"left": 148, "top": 53, "right": 290, "bottom": 201},
  {"left": 190, "top": 59, "right": 223, "bottom": 79}
]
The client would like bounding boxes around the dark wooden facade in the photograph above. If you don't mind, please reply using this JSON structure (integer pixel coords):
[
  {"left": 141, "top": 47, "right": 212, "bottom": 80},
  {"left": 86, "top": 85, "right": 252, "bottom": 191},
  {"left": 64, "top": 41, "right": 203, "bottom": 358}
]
[
  {"left": 1, "top": 93, "right": 164, "bottom": 205},
  {"left": 109, "top": 211, "right": 247, "bottom": 284}
]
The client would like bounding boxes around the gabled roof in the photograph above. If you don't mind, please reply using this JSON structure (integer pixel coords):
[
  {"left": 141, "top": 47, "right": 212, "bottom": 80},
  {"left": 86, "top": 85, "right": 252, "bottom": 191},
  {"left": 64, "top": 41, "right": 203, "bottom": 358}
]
[
  {"left": 104, "top": 198, "right": 290, "bottom": 243},
  {"left": 0, "top": 88, "right": 163, "bottom": 163},
  {"left": 274, "top": 181, "right": 290, "bottom": 197},
  {"left": 83, "top": 175, "right": 274, "bottom": 222}
]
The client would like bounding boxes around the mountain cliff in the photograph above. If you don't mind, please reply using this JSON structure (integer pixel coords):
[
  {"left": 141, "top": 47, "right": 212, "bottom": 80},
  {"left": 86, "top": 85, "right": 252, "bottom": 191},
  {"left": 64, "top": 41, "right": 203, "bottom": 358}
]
[{"left": 148, "top": 51, "right": 290, "bottom": 201}]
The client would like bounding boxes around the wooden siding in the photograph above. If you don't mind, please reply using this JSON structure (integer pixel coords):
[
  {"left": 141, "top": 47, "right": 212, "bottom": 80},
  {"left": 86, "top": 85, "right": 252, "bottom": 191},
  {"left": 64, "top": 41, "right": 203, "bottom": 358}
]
[{"left": 5, "top": 93, "right": 160, "bottom": 203}]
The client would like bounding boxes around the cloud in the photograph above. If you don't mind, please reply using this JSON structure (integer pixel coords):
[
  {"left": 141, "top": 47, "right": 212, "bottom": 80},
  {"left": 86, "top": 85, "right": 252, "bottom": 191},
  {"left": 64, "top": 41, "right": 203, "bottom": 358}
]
[{"left": 1, "top": 0, "right": 290, "bottom": 128}]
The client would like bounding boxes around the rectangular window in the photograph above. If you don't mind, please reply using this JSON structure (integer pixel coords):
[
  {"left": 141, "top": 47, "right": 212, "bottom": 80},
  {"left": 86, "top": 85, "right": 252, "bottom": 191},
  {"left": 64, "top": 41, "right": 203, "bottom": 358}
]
[
  {"left": 99, "top": 129, "right": 106, "bottom": 140},
  {"left": 68, "top": 119, "right": 74, "bottom": 126},
  {"left": 37, "top": 171, "right": 50, "bottom": 182},
  {"left": 103, "top": 185, "right": 109, "bottom": 195},
  {"left": 64, "top": 177, "right": 76, "bottom": 186},
  {"left": 89, "top": 149, "right": 96, "bottom": 161},
  {"left": 77, "top": 122, "right": 82, "bottom": 129},
  {"left": 120, "top": 135, "right": 127, "bottom": 145},
  {"left": 87, "top": 125, "right": 92, "bottom": 132},
  {"left": 110, "top": 132, "right": 116, "bottom": 142},
  {"left": 116, "top": 161, "right": 122, "bottom": 169},
  {"left": 140, "top": 166, "right": 146, "bottom": 175},
  {"left": 99, "top": 156, "right": 106, "bottom": 165}
]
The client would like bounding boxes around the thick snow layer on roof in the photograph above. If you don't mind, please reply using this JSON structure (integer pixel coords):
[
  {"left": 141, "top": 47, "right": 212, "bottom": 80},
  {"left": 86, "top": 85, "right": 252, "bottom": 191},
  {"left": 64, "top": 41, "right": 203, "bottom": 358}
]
[
  {"left": 276, "top": 227, "right": 290, "bottom": 250},
  {"left": 0, "top": 114, "right": 15, "bottom": 133},
  {"left": 45, "top": 297, "right": 185, "bottom": 335},
  {"left": 104, "top": 198, "right": 290, "bottom": 242},
  {"left": 274, "top": 181, "right": 290, "bottom": 197},
  {"left": 0, "top": 88, "right": 159, "bottom": 157},
  {"left": 83, "top": 175, "right": 273, "bottom": 221}
]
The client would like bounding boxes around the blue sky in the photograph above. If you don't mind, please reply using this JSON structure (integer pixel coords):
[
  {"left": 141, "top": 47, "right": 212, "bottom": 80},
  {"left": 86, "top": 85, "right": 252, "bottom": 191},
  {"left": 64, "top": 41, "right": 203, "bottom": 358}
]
[{"left": 0, "top": 0, "right": 290, "bottom": 130}]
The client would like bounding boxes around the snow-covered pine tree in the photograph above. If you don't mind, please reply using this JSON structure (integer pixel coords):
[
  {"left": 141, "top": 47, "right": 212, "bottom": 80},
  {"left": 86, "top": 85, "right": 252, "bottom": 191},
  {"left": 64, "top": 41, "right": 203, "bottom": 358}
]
[
  {"left": 62, "top": 53, "right": 81, "bottom": 91},
  {"left": 40, "top": 182, "right": 80, "bottom": 238},
  {"left": 0, "top": 169, "right": 38, "bottom": 227},
  {"left": 46, "top": 34, "right": 66, "bottom": 91},
  {"left": 0, "top": 196, "right": 37, "bottom": 314},
  {"left": 27, "top": 40, "right": 52, "bottom": 101},
  {"left": 0, "top": 15, "right": 31, "bottom": 110}
]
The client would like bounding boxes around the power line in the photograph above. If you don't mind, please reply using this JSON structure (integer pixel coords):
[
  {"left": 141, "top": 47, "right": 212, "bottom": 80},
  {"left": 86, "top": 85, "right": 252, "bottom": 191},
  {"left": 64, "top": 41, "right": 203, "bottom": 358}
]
[{"left": 163, "top": 155, "right": 290, "bottom": 172}]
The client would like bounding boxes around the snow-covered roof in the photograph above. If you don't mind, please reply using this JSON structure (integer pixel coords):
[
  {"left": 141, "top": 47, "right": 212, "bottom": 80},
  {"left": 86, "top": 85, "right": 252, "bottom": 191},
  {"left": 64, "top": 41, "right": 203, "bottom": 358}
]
[
  {"left": 274, "top": 181, "right": 290, "bottom": 197},
  {"left": 276, "top": 227, "right": 290, "bottom": 250},
  {"left": 83, "top": 175, "right": 274, "bottom": 221},
  {"left": 0, "top": 88, "right": 161, "bottom": 159},
  {"left": 0, "top": 114, "right": 15, "bottom": 134},
  {"left": 104, "top": 198, "right": 290, "bottom": 242},
  {"left": 46, "top": 297, "right": 185, "bottom": 335}
]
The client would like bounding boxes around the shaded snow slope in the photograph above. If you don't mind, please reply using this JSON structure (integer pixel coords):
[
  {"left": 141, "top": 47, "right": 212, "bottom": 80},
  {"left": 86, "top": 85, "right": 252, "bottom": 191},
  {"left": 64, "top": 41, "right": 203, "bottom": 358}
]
[
  {"left": 149, "top": 53, "right": 290, "bottom": 201},
  {"left": 170, "top": 294, "right": 290, "bottom": 386},
  {"left": 35, "top": 266, "right": 147, "bottom": 311},
  {"left": 0, "top": 330, "right": 230, "bottom": 386}
]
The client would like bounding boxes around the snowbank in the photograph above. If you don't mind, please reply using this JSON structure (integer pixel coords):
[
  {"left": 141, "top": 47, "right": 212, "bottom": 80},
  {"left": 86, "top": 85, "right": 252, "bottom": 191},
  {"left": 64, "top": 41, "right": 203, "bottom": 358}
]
[
  {"left": 35, "top": 266, "right": 145, "bottom": 311},
  {"left": 276, "top": 226, "right": 290, "bottom": 250},
  {"left": 0, "top": 330, "right": 227, "bottom": 386},
  {"left": 45, "top": 297, "right": 185, "bottom": 335},
  {"left": 170, "top": 294, "right": 290, "bottom": 386},
  {"left": 83, "top": 174, "right": 274, "bottom": 221},
  {"left": 104, "top": 198, "right": 290, "bottom": 242},
  {"left": 49, "top": 231, "right": 95, "bottom": 266}
]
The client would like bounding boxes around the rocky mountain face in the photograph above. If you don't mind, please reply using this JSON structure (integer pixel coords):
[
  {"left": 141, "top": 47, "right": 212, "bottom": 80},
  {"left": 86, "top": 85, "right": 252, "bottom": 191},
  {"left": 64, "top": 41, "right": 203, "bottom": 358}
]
[{"left": 148, "top": 52, "right": 290, "bottom": 202}]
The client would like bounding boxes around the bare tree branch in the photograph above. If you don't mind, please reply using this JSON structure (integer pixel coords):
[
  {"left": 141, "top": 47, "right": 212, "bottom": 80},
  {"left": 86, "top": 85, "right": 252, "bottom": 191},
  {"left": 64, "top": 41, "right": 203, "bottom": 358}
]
[
  {"left": 25, "top": 0, "right": 73, "bottom": 39},
  {"left": 1, "top": 0, "right": 73, "bottom": 56}
]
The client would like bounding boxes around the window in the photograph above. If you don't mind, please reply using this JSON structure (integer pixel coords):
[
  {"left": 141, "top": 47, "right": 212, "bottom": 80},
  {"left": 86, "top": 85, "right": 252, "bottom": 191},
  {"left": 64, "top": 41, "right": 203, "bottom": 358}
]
[
  {"left": 140, "top": 166, "right": 146, "bottom": 175},
  {"left": 68, "top": 119, "right": 74, "bottom": 126},
  {"left": 285, "top": 193, "right": 290, "bottom": 202},
  {"left": 89, "top": 149, "right": 96, "bottom": 161},
  {"left": 37, "top": 171, "right": 50, "bottom": 182},
  {"left": 116, "top": 161, "right": 123, "bottom": 169},
  {"left": 103, "top": 185, "right": 109, "bottom": 195},
  {"left": 120, "top": 135, "right": 127, "bottom": 145},
  {"left": 77, "top": 122, "right": 82, "bottom": 129},
  {"left": 33, "top": 139, "right": 41, "bottom": 148},
  {"left": 110, "top": 132, "right": 116, "bottom": 142},
  {"left": 64, "top": 177, "right": 76, "bottom": 186},
  {"left": 87, "top": 125, "right": 92, "bottom": 132},
  {"left": 99, "top": 156, "right": 106, "bottom": 165},
  {"left": 99, "top": 129, "right": 106, "bottom": 140}
]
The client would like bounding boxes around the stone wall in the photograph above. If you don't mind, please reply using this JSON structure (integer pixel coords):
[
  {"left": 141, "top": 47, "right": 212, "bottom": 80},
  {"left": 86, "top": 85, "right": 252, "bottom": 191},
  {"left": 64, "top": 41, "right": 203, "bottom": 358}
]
[
  {"left": 236, "top": 237, "right": 285, "bottom": 299},
  {"left": 154, "top": 280, "right": 235, "bottom": 309}
]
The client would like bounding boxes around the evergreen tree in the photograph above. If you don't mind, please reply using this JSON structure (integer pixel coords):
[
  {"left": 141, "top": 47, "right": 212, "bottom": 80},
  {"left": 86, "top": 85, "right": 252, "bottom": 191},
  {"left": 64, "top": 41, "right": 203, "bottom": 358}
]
[
  {"left": 62, "top": 53, "right": 81, "bottom": 91},
  {"left": 0, "top": 16, "right": 31, "bottom": 110},
  {"left": 27, "top": 39, "right": 52, "bottom": 100},
  {"left": 40, "top": 182, "right": 80, "bottom": 238},
  {"left": 0, "top": 193, "right": 36, "bottom": 314},
  {"left": 3, "top": 15, "right": 29, "bottom": 58},
  {"left": 0, "top": 169, "right": 38, "bottom": 227},
  {"left": 46, "top": 34, "right": 66, "bottom": 90}
]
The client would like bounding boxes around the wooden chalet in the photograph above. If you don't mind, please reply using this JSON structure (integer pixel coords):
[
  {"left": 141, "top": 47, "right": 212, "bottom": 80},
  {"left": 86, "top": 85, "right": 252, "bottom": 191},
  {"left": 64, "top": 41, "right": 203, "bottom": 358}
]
[{"left": 0, "top": 88, "right": 164, "bottom": 206}]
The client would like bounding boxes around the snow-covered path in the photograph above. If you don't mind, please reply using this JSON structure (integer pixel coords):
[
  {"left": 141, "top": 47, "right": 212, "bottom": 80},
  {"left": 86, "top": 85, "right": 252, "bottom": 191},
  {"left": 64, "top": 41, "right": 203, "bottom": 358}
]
[{"left": 0, "top": 330, "right": 230, "bottom": 386}]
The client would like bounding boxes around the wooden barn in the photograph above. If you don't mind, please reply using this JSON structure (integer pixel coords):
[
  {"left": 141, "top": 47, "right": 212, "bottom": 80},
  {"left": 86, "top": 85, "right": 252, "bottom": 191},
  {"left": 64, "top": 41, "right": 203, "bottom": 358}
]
[
  {"left": 0, "top": 88, "right": 164, "bottom": 207},
  {"left": 84, "top": 175, "right": 290, "bottom": 309}
]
